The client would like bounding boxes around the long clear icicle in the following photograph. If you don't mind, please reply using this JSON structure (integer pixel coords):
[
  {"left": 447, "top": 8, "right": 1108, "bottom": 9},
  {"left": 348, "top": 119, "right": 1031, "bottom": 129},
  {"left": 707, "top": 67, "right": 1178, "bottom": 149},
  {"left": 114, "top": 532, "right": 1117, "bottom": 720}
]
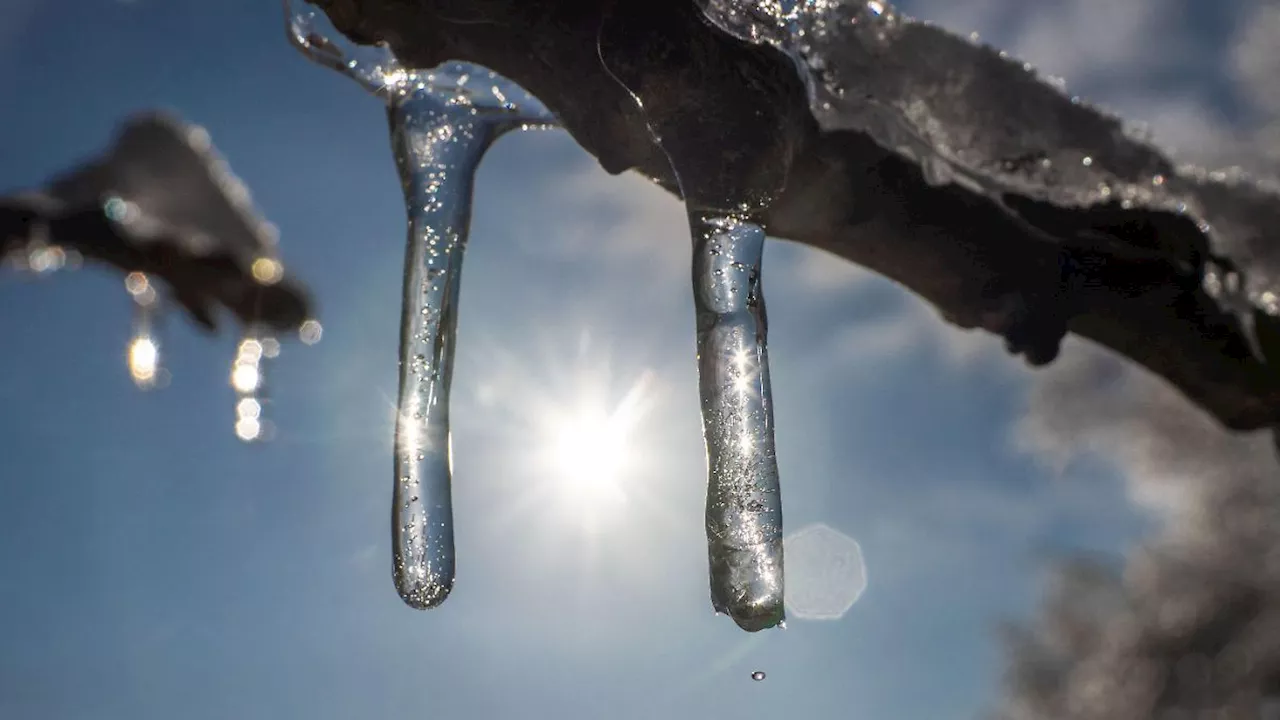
[
  {"left": 691, "top": 212, "right": 785, "bottom": 631},
  {"left": 387, "top": 90, "right": 551, "bottom": 608},
  {"left": 285, "top": 0, "right": 555, "bottom": 609},
  {"left": 387, "top": 104, "right": 495, "bottom": 608}
]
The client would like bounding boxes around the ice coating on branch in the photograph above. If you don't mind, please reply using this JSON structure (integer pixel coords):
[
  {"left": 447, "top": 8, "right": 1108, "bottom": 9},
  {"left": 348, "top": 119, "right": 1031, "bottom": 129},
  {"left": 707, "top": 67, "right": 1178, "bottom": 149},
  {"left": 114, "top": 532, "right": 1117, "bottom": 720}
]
[
  {"left": 697, "top": 0, "right": 1280, "bottom": 321},
  {"left": 286, "top": 1, "right": 554, "bottom": 125}
]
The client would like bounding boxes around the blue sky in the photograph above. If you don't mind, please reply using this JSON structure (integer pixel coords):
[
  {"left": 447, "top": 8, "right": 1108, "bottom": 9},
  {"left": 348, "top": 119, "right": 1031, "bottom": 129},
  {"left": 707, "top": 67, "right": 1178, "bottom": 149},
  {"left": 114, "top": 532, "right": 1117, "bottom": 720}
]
[{"left": 0, "top": 1, "right": 1272, "bottom": 718}]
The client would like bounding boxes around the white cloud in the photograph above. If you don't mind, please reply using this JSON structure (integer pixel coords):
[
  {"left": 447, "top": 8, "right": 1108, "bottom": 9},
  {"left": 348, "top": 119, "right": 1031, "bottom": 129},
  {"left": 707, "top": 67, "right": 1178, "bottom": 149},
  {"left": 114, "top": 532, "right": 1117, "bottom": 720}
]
[
  {"left": 909, "top": 0, "right": 1176, "bottom": 81},
  {"left": 535, "top": 165, "right": 689, "bottom": 278},
  {"left": 815, "top": 293, "right": 1011, "bottom": 378},
  {"left": 827, "top": 311, "right": 923, "bottom": 361},
  {"left": 1015, "top": 336, "right": 1277, "bottom": 531},
  {"left": 1228, "top": 1, "right": 1280, "bottom": 169},
  {"left": 1230, "top": 2, "right": 1280, "bottom": 117},
  {"left": 1014, "top": 0, "right": 1191, "bottom": 87},
  {"left": 1127, "top": 95, "right": 1238, "bottom": 166},
  {"left": 909, "top": 0, "right": 1259, "bottom": 171},
  {"left": 907, "top": 0, "right": 1014, "bottom": 41},
  {"left": 776, "top": 242, "right": 876, "bottom": 293}
]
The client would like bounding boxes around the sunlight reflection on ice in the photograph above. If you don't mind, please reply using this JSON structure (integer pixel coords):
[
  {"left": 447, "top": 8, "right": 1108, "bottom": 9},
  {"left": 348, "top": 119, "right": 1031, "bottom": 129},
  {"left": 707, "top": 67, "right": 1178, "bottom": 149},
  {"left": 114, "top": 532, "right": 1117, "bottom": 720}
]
[{"left": 783, "top": 522, "right": 868, "bottom": 620}]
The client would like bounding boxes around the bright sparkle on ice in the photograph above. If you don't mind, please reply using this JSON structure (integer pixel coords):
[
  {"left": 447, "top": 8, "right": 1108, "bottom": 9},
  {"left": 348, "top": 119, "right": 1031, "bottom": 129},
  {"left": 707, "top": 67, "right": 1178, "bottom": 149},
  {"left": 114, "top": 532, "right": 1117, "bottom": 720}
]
[{"left": 128, "top": 335, "right": 159, "bottom": 386}]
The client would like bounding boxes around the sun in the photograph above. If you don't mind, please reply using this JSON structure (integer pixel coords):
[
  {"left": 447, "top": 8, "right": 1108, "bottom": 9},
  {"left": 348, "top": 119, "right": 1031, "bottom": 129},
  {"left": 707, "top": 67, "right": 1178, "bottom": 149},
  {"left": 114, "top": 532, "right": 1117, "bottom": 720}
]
[
  {"left": 440, "top": 327, "right": 666, "bottom": 539},
  {"left": 545, "top": 397, "right": 633, "bottom": 512},
  {"left": 515, "top": 351, "right": 657, "bottom": 528}
]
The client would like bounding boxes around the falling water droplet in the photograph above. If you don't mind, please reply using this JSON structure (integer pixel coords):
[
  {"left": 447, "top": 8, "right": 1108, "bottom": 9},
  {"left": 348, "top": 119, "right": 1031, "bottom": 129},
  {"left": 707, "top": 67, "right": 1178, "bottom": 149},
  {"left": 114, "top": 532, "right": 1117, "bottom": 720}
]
[
  {"left": 690, "top": 212, "right": 785, "bottom": 632},
  {"left": 127, "top": 334, "right": 159, "bottom": 388},
  {"left": 298, "top": 319, "right": 323, "bottom": 345},
  {"left": 125, "top": 271, "right": 162, "bottom": 389},
  {"left": 751, "top": 671, "right": 767, "bottom": 681},
  {"left": 231, "top": 331, "right": 271, "bottom": 442}
]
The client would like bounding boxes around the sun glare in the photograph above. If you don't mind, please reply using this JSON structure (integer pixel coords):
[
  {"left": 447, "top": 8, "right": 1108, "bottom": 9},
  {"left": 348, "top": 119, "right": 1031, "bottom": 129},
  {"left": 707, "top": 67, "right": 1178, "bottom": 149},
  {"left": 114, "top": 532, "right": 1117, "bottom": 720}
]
[
  {"left": 535, "top": 369, "right": 655, "bottom": 523},
  {"left": 432, "top": 328, "right": 667, "bottom": 544},
  {"left": 549, "top": 402, "right": 631, "bottom": 508}
]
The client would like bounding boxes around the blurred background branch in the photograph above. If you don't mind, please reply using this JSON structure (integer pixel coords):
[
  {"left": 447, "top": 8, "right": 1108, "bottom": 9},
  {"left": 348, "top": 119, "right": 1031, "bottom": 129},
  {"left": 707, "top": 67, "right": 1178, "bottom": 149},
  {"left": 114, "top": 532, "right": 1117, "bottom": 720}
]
[{"left": 1, "top": 112, "right": 312, "bottom": 335}]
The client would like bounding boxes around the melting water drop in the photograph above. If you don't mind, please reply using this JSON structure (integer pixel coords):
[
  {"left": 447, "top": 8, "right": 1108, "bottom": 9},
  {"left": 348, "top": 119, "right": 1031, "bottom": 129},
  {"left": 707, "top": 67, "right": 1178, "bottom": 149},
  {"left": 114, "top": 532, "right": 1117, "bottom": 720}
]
[
  {"left": 125, "top": 271, "right": 162, "bottom": 389},
  {"left": 751, "top": 670, "right": 767, "bottom": 681},
  {"left": 285, "top": 0, "right": 556, "bottom": 610},
  {"left": 692, "top": 212, "right": 785, "bottom": 632}
]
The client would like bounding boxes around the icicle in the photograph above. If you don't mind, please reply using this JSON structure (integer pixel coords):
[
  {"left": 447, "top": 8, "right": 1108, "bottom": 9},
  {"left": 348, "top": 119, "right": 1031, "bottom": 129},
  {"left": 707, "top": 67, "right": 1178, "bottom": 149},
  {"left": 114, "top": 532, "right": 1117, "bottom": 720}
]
[
  {"left": 285, "top": 0, "right": 556, "bottom": 610},
  {"left": 595, "top": 19, "right": 788, "bottom": 632},
  {"left": 124, "top": 271, "right": 162, "bottom": 389},
  {"left": 385, "top": 105, "right": 490, "bottom": 609},
  {"left": 691, "top": 212, "right": 785, "bottom": 632}
]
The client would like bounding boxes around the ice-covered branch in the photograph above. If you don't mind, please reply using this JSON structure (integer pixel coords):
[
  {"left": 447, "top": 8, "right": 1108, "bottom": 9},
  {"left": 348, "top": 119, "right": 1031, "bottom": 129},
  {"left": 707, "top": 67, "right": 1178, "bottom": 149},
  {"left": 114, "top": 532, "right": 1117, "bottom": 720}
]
[{"left": 311, "top": 0, "right": 1280, "bottom": 435}]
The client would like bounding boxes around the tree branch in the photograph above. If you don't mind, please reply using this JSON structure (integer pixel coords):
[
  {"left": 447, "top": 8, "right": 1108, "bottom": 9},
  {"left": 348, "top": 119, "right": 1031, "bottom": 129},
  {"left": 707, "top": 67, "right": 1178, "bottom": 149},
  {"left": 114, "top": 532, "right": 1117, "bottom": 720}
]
[{"left": 310, "top": 0, "right": 1280, "bottom": 433}]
